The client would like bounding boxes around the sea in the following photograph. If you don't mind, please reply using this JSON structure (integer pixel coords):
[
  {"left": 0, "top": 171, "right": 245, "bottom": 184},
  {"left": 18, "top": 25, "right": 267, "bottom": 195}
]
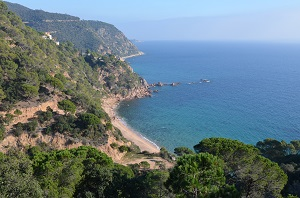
[{"left": 117, "top": 41, "right": 300, "bottom": 152}]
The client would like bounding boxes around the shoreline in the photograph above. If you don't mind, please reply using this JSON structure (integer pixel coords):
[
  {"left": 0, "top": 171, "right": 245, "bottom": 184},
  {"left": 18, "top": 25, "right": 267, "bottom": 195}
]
[
  {"left": 102, "top": 97, "right": 160, "bottom": 153},
  {"left": 120, "top": 51, "right": 144, "bottom": 60}
]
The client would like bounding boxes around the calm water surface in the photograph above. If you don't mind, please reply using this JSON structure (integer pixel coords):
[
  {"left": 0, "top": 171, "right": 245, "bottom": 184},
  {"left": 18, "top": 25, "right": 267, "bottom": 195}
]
[{"left": 118, "top": 41, "right": 300, "bottom": 151}]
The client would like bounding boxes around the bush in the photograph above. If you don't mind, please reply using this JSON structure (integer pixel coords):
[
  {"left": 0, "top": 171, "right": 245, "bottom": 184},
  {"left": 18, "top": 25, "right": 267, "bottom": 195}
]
[
  {"left": 0, "top": 124, "right": 5, "bottom": 140},
  {"left": 174, "top": 147, "right": 194, "bottom": 156},
  {"left": 118, "top": 145, "right": 129, "bottom": 153},
  {"left": 24, "top": 119, "right": 38, "bottom": 132},
  {"left": 106, "top": 122, "right": 113, "bottom": 130},
  {"left": 13, "top": 122, "right": 24, "bottom": 137},
  {"left": 13, "top": 109, "right": 22, "bottom": 116},
  {"left": 139, "top": 161, "right": 150, "bottom": 169},
  {"left": 79, "top": 113, "right": 101, "bottom": 128},
  {"left": 58, "top": 99, "right": 76, "bottom": 114},
  {"left": 110, "top": 142, "right": 118, "bottom": 149}
]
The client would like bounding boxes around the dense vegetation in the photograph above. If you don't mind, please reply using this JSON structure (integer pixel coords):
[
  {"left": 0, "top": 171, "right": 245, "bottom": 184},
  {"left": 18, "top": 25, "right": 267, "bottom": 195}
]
[
  {"left": 1, "top": 2, "right": 300, "bottom": 197},
  {"left": 1, "top": 138, "right": 299, "bottom": 198},
  {"left": 5, "top": 1, "right": 141, "bottom": 57},
  {"left": 0, "top": 1, "right": 145, "bottom": 144}
]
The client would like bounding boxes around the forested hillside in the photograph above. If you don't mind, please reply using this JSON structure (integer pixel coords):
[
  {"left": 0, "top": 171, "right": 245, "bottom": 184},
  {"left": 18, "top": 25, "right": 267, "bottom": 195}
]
[
  {"left": 0, "top": 1, "right": 148, "bottom": 150},
  {"left": 0, "top": 2, "right": 299, "bottom": 197},
  {"left": 5, "top": 1, "right": 142, "bottom": 57}
]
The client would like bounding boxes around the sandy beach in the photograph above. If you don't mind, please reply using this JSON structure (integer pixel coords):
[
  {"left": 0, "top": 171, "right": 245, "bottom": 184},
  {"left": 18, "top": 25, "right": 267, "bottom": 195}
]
[{"left": 102, "top": 98, "right": 160, "bottom": 153}]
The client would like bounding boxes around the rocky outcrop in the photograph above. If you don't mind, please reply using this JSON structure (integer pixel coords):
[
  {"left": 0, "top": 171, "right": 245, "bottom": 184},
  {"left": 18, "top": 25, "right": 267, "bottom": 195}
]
[{"left": 0, "top": 132, "right": 129, "bottom": 162}]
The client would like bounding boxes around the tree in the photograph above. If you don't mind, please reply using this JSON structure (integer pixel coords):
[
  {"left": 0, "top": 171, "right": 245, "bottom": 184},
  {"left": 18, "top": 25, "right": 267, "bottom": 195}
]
[
  {"left": 79, "top": 113, "right": 101, "bottom": 128},
  {"left": 19, "top": 83, "right": 39, "bottom": 99},
  {"left": 0, "top": 150, "right": 43, "bottom": 197},
  {"left": 14, "top": 109, "right": 22, "bottom": 116},
  {"left": 139, "top": 161, "right": 150, "bottom": 170},
  {"left": 167, "top": 153, "right": 238, "bottom": 198},
  {"left": 0, "top": 124, "right": 5, "bottom": 140},
  {"left": 194, "top": 138, "right": 288, "bottom": 197},
  {"left": 73, "top": 147, "right": 114, "bottom": 197},
  {"left": 58, "top": 99, "right": 76, "bottom": 114},
  {"left": 256, "top": 138, "right": 290, "bottom": 159},
  {"left": 174, "top": 147, "right": 194, "bottom": 156},
  {"left": 46, "top": 75, "right": 64, "bottom": 91},
  {"left": 0, "top": 88, "right": 6, "bottom": 100},
  {"left": 103, "top": 164, "right": 134, "bottom": 197},
  {"left": 128, "top": 170, "right": 172, "bottom": 198}
]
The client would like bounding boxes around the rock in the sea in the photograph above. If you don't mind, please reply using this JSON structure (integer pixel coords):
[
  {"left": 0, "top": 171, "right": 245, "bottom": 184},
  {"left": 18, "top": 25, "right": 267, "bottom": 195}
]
[
  {"left": 171, "top": 82, "right": 180, "bottom": 86},
  {"left": 157, "top": 82, "right": 164, "bottom": 87}
]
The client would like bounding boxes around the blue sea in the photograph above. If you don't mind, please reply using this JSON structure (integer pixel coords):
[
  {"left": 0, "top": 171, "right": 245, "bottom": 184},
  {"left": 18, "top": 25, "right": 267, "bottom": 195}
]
[{"left": 118, "top": 41, "right": 300, "bottom": 151}]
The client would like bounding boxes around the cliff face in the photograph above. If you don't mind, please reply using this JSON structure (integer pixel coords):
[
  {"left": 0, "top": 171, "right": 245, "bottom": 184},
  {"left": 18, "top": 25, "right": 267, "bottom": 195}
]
[{"left": 5, "top": 1, "right": 141, "bottom": 57}]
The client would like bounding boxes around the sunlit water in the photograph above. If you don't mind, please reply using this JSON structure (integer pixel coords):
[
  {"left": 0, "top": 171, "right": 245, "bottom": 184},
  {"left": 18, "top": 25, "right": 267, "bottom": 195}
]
[{"left": 118, "top": 41, "right": 300, "bottom": 151}]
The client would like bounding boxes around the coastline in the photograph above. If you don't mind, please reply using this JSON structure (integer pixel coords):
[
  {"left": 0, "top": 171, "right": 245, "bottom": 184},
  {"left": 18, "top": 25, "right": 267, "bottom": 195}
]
[
  {"left": 102, "top": 97, "right": 160, "bottom": 153},
  {"left": 120, "top": 51, "right": 144, "bottom": 60}
]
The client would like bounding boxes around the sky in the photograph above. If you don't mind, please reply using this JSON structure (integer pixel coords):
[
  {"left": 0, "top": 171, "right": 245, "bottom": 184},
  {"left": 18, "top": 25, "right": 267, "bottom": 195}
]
[{"left": 6, "top": 0, "right": 300, "bottom": 42}]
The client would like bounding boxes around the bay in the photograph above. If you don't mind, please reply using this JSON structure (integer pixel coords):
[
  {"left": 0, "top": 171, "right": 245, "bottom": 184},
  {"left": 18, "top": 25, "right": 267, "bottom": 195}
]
[{"left": 118, "top": 41, "right": 300, "bottom": 151}]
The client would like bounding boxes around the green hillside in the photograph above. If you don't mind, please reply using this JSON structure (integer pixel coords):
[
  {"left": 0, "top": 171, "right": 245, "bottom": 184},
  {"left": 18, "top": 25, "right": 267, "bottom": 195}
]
[
  {"left": 0, "top": 2, "right": 298, "bottom": 197},
  {"left": 0, "top": 1, "right": 147, "bottom": 145},
  {"left": 5, "top": 1, "right": 141, "bottom": 57}
]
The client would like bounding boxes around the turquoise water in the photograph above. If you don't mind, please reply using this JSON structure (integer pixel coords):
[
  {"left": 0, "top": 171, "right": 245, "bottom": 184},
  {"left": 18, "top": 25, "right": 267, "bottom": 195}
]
[{"left": 118, "top": 41, "right": 300, "bottom": 151}]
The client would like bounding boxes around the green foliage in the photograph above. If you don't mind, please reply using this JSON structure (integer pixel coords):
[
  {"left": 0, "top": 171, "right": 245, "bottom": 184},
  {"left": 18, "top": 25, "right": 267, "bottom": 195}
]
[
  {"left": 139, "top": 161, "right": 150, "bottom": 170},
  {"left": 0, "top": 88, "right": 6, "bottom": 100},
  {"left": 46, "top": 75, "right": 64, "bottom": 91},
  {"left": 0, "top": 123, "right": 5, "bottom": 140},
  {"left": 24, "top": 119, "right": 38, "bottom": 132},
  {"left": 106, "top": 121, "right": 113, "bottom": 130},
  {"left": 13, "top": 108, "right": 22, "bottom": 115},
  {"left": 167, "top": 153, "right": 237, "bottom": 198},
  {"left": 0, "top": 149, "right": 43, "bottom": 197},
  {"left": 19, "top": 83, "right": 39, "bottom": 99},
  {"left": 13, "top": 122, "right": 24, "bottom": 136},
  {"left": 103, "top": 164, "right": 134, "bottom": 197},
  {"left": 160, "top": 147, "right": 175, "bottom": 161},
  {"left": 257, "top": 139, "right": 300, "bottom": 197},
  {"left": 54, "top": 73, "right": 67, "bottom": 84},
  {"left": 1, "top": 113, "right": 14, "bottom": 125},
  {"left": 110, "top": 142, "right": 118, "bottom": 149},
  {"left": 79, "top": 113, "right": 101, "bottom": 128},
  {"left": 119, "top": 145, "right": 130, "bottom": 153},
  {"left": 29, "top": 146, "right": 114, "bottom": 198},
  {"left": 51, "top": 114, "right": 76, "bottom": 134},
  {"left": 194, "top": 138, "right": 288, "bottom": 197},
  {"left": 174, "top": 146, "right": 194, "bottom": 156},
  {"left": 37, "top": 107, "right": 53, "bottom": 124},
  {"left": 6, "top": 1, "right": 140, "bottom": 57},
  {"left": 0, "top": 2, "right": 146, "bottom": 118},
  {"left": 257, "top": 138, "right": 300, "bottom": 159},
  {"left": 128, "top": 170, "right": 172, "bottom": 198},
  {"left": 58, "top": 99, "right": 76, "bottom": 114}
]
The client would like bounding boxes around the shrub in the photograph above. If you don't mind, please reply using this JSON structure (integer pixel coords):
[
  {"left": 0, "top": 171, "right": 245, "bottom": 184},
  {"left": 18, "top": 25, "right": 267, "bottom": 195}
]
[
  {"left": 58, "top": 99, "right": 76, "bottom": 114},
  {"left": 106, "top": 122, "right": 113, "bottom": 130},
  {"left": 13, "top": 122, "right": 24, "bottom": 137},
  {"left": 13, "top": 109, "right": 22, "bottom": 116},
  {"left": 0, "top": 124, "right": 5, "bottom": 140},
  {"left": 118, "top": 145, "right": 129, "bottom": 153},
  {"left": 139, "top": 161, "right": 150, "bottom": 169},
  {"left": 110, "top": 142, "right": 118, "bottom": 149}
]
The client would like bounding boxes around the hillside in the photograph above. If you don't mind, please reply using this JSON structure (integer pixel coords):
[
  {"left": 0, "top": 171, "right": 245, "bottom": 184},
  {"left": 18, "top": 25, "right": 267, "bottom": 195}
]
[
  {"left": 0, "top": 2, "right": 298, "bottom": 197},
  {"left": 0, "top": 0, "right": 152, "bottom": 156},
  {"left": 5, "top": 1, "right": 142, "bottom": 57}
]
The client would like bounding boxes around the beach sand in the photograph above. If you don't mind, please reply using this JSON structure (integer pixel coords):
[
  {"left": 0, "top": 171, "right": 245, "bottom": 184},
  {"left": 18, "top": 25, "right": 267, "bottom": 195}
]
[{"left": 102, "top": 98, "right": 160, "bottom": 153}]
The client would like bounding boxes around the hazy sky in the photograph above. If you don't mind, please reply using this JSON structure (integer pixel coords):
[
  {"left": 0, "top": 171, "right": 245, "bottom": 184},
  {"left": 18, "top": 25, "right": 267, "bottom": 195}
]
[{"left": 6, "top": 0, "right": 300, "bottom": 42}]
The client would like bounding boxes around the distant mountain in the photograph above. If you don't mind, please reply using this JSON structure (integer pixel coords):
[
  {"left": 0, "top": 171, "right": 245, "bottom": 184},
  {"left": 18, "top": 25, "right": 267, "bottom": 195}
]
[{"left": 5, "top": 1, "right": 142, "bottom": 57}]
